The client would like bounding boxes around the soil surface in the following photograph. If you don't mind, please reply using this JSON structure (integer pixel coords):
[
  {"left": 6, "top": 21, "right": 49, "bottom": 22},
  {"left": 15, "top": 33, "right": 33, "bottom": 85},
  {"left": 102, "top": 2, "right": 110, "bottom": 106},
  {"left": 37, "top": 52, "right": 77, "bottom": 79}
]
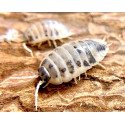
[{"left": 0, "top": 12, "right": 125, "bottom": 112}]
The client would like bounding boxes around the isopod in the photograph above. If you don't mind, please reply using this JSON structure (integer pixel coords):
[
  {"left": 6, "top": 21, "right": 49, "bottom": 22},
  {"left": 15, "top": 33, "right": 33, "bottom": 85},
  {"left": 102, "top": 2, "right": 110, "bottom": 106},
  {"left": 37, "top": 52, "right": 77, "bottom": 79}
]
[
  {"left": 0, "top": 20, "right": 73, "bottom": 56},
  {"left": 35, "top": 39, "right": 109, "bottom": 110},
  {"left": 23, "top": 20, "right": 73, "bottom": 56},
  {"left": 24, "top": 20, "right": 73, "bottom": 47}
]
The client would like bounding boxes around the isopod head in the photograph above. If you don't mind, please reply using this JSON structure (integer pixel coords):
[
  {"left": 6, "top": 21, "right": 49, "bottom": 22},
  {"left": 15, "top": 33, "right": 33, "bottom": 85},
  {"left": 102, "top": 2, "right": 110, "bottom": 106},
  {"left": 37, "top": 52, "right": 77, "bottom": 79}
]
[
  {"left": 35, "top": 66, "right": 51, "bottom": 111},
  {"left": 38, "top": 66, "right": 51, "bottom": 88}
]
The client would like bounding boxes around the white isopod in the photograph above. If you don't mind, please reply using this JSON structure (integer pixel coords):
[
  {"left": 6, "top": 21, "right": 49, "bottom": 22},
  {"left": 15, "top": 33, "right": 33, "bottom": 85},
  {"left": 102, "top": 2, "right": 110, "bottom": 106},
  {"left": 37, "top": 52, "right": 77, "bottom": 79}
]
[
  {"left": 0, "top": 20, "right": 73, "bottom": 56},
  {"left": 35, "top": 39, "right": 109, "bottom": 110},
  {"left": 24, "top": 20, "right": 73, "bottom": 48}
]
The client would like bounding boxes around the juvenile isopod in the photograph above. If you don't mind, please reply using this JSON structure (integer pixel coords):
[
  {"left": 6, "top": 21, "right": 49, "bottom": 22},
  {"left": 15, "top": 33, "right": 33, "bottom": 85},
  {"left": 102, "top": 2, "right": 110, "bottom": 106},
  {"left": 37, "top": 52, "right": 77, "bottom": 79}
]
[{"left": 35, "top": 39, "right": 109, "bottom": 110}]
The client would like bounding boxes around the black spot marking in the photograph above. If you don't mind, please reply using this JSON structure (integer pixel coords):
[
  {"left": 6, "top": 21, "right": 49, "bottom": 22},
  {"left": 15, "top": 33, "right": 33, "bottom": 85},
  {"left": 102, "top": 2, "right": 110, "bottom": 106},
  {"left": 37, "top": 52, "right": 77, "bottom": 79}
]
[
  {"left": 66, "top": 60, "right": 75, "bottom": 74},
  {"left": 85, "top": 40, "right": 106, "bottom": 52},
  {"left": 77, "top": 49, "right": 82, "bottom": 54},
  {"left": 45, "top": 30, "right": 48, "bottom": 36},
  {"left": 28, "top": 35, "right": 33, "bottom": 41},
  {"left": 55, "top": 74, "right": 58, "bottom": 78},
  {"left": 54, "top": 28, "right": 59, "bottom": 36},
  {"left": 79, "top": 40, "right": 83, "bottom": 43},
  {"left": 96, "top": 44, "right": 106, "bottom": 52},
  {"left": 85, "top": 48, "right": 96, "bottom": 64},
  {"left": 38, "top": 67, "right": 44, "bottom": 76},
  {"left": 66, "top": 60, "right": 72, "bottom": 65},
  {"left": 41, "top": 59, "right": 48, "bottom": 65},
  {"left": 69, "top": 70, "right": 74, "bottom": 74},
  {"left": 70, "top": 71, "right": 74, "bottom": 74},
  {"left": 73, "top": 45, "right": 77, "bottom": 48},
  {"left": 50, "top": 29, "right": 53, "bottom": 37},
  {"left": 76, "top": 61, "right": 81, "bottom": 67},
  {"left": 83, "top": 60, "right": 90, "bottom": 67},
  {"left": 55, "top": 30, "right": 59, "bottom": 36},
  {"left": 69, "top": 65, "right": 75, "bottom": 74},
  {"left": 60, "top": 68, "right": 66, "bottom": 73},
  {"left": 41, "top": 22, "right": 48, "bottom": 37},
  {"left": 49, "top": 64, "right": 53, "bottom": 69},
  {"left": 51, "top": 21, "right": 59, "bottom": 36},
  {"left": 49, "top": 53, "right": 53, "bottom": 57}
]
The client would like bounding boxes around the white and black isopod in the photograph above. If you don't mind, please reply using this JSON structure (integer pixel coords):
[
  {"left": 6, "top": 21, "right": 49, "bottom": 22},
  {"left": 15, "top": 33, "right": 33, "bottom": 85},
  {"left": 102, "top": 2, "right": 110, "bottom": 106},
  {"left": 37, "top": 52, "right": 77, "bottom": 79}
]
[
  {"left": 35, "top": 39, "right": 109, "bottom": 110},
  {"left": 23, "top": 20, "right": 73, "bottom": 49},
  {"left": 0, "top": 20, "right": 73, "bottom": 56}
]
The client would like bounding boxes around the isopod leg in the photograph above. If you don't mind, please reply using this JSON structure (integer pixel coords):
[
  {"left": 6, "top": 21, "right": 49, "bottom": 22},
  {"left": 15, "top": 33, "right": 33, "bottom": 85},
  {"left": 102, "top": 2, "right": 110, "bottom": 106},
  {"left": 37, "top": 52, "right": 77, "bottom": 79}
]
[
  {"left": 84, "top": 72, "right": 89, "bottom": 80},
  {"left": 47, "top": 40, "right": 52, "bottom": 47},
  {"left": 59, "top": 39, "right": 64, "bottom": 43},
  {"left": 74, "top": 78, "right": 78, "bottom": 84},
  {"left": 52, "top": 40, "right": 57, "bottom": 48},
  {"left": 38, "top": 43, "right": 42, "bottom": 49},
  {"left": 85, "top": 72, "right": 87, "bottom": 78},
  {"left": 78, "top": 75, "right": 81, "bottom": 81},
  {"left": 22, "top": 43, "right": 34, "bottom": 57},
  {"left": 97, "top": 63, "right": 106, "bottom": 70}
]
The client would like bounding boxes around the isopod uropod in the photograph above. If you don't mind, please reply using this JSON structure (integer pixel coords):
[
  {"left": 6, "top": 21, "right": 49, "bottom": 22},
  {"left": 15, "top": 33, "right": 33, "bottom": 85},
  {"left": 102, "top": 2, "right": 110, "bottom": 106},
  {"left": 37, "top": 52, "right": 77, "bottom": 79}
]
[{"left": 35, "top": 39, "right": 109, "bottom": 110}]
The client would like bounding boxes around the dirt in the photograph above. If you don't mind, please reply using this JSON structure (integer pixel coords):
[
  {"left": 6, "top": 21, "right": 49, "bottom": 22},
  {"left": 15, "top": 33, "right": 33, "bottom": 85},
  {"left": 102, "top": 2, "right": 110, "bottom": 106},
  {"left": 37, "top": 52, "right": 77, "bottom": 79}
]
[{"left": 0, "top": 12, "right": 125, "bottom": 112}]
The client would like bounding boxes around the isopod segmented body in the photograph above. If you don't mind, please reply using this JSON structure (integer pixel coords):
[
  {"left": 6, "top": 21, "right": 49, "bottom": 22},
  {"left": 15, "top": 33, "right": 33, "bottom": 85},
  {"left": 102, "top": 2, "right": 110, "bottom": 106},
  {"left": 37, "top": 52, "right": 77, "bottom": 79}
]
[
  {"left": 24, "top": 20, "right": 73, "bottom": 48},
  {"left": 35, "top": 39, "right": 109, "bottom": 110},
  {"left": 0, "top": 20, "right": 73, "bottom": 56}
]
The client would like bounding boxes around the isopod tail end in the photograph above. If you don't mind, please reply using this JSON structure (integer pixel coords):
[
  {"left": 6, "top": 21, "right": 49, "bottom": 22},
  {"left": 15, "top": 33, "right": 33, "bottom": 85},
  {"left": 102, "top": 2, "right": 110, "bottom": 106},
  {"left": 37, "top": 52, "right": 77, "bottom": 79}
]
[
  {"left": 107, "top": 42, "right": 113, "bottom": 47},
  {"left": 35, "top": 80, "right": 44, "bottom": 111}
]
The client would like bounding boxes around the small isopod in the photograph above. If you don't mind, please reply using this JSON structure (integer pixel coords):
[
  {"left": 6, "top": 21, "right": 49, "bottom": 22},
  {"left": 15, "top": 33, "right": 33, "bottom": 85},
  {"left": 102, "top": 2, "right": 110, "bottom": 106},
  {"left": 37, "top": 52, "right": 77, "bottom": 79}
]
[
  {"left": 0, "top": 20, "right": 73, "bottom": 56},
  {"left": 24, "top": 20, "right": 73, "bottom": 48},
  {"left": 35, "top": 39, "right": 109, "bottom": 110}
]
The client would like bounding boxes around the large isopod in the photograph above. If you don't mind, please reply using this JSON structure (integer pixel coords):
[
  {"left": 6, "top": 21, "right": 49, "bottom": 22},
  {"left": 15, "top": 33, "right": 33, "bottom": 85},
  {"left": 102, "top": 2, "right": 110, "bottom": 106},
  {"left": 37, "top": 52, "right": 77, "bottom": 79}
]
[{"left": 35, "top": 39, "right": 109, "bottom": 110}]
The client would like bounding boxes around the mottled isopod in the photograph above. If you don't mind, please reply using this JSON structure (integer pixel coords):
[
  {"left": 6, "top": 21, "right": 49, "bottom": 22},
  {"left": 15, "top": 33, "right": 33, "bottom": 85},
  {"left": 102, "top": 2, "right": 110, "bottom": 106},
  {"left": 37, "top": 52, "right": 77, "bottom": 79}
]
[
  {"left": 22, "top": 20, "right": 73, "bottom": 56},
  {"left": 35, "top": 39, "right": 109, "bottom": 110},
  {"left": 24, "top": 20, "right": 73, "bottom": 48},
  {"left": 0, "top": 20, "right": 73, "bottom": 56}
]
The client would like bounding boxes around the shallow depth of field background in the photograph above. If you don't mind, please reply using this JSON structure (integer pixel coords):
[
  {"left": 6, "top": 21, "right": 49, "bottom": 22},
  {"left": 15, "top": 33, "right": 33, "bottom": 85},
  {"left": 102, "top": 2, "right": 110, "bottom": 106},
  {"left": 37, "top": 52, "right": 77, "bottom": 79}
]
[{"left": 0, "top": 12, "right": 125, "bottom": 112}]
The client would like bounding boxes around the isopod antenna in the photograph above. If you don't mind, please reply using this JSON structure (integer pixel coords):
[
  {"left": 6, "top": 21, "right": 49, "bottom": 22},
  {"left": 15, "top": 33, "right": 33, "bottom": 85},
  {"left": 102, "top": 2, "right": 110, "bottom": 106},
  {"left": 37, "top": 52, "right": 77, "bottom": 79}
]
[
  {"left": 35, "top": 80, "right": 44, "bottom": 111},
  {"left": 103, "top": 33, "right": 123, "bottom": 55}
]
